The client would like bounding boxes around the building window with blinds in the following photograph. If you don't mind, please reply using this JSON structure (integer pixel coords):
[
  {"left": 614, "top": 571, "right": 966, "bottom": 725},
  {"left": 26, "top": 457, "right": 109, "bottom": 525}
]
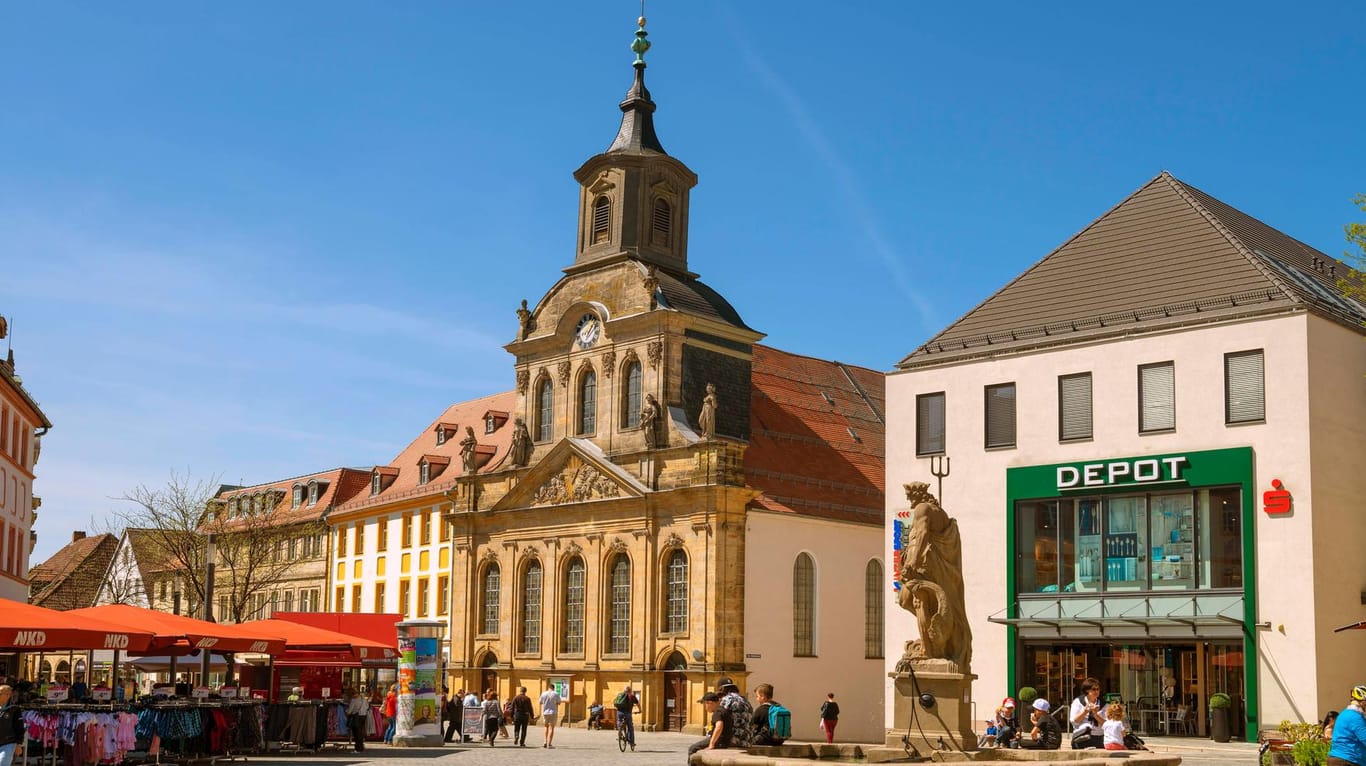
[
  {"left": 1058, "top": 372, "right": 1093, "bottom": 441},
  {"left": 520, "top": 561, "right": 542, "bottom": 654},
  {"left": 984, "top": 383, "right": 1016, "bottom": 449},
  {"left": 915, "top": 392, "right": 946, "bottom": 456},
  {"left": 591, "top": 196, "right": 611, "bottom": 244},
  {"left": 1225, "top": 350, "right": 1265, "bottom": 424},
  {"left": 562, "top": 557, "right": 586, "bottom": 654},
  {"left": 793, "top": 552, "right": 816, "bottom": 657},
  {"left": 1138, "top": 361, "right": 1176, "bottom": 433},
  {"left": 480, "top": 563, "right": 500, "bottom": 636},
  {"left": 607, "top": 555, "right": 631, "bottom": 655},
  {"left": 864, "top": 559, "right": 883, "bottom": 659}
]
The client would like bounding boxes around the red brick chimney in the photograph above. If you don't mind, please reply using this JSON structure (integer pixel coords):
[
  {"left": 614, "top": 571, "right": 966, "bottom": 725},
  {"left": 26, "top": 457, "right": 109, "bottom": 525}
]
[{"left": 72, "top": 531, "right": 86, "bottom": 542}]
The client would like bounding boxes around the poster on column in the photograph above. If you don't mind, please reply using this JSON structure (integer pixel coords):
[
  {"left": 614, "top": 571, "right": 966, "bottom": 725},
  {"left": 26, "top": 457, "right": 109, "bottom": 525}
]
[
  {"left": 411, "top": 637, "right": 439, "bottom": 732},
  {"left": 396, "top": 637, "right": 417, "bottom": 739}
]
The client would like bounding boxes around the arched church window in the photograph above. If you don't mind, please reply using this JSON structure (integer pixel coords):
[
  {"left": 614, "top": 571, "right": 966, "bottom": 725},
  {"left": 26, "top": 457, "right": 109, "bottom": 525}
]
[
  {"left": 651, "top": 198, "right": 672, "bottom": 247},
  {"left": 592, "top": 196, "right": 611, "bottom": 244},
  {"left": 578, "top": 370, "right": 597, "bottom": 435},
  {"left": 520, "top": 560, "right": 542, "bottom": 654},
  {"left": 607, "top": 554, "right": 631, "bottom": 654},
  {"left": 793, "top": 552, "right": 815, "bottom": 656},
  {"left": 865, "top": 558, "right": 884, "bottom": 659},
  {"left": 481, "top": 562, "right": 501, "bottom": 636},
  {"left": 563, "top": 557, "right": 586, "bottom": 653},
  {"left": 536, "top": 378, "right": 553, "bottom": 442},
  {"left": 665, "top": 549, "right": 688, "bottom": 633},
  {"left": 622, "top": 362, "right": 642, "bottom": 428}
]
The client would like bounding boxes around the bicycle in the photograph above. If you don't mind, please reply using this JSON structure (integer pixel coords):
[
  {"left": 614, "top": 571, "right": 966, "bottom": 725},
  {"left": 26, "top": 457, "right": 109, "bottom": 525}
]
[{"left": 616, "top": 714, "right": 636, "bottom": 752}]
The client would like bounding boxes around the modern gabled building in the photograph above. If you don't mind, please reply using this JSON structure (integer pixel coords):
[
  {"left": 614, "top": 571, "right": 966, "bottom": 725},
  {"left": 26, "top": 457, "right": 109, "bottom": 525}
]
[{"left": 885, "top": 172, "right": 1366, "bottom": 741}]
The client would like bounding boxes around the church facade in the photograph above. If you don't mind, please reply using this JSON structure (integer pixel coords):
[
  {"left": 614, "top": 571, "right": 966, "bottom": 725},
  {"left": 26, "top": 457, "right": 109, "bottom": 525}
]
[{"left": 422, "top": 22, "right": 888, "bottom": 739}]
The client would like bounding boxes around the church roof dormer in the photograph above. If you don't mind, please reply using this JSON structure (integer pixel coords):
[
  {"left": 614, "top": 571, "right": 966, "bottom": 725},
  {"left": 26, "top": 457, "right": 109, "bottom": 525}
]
[{"left": 606, "top": 17, "right": 665, "bottom": 155}]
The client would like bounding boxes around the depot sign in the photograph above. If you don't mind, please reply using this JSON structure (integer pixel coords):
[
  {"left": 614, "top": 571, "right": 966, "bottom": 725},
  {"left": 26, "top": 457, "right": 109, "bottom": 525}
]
[
  {"left": 1057, "top": 456, "right": 1189, "bottom": 491},
  {"left": 1007, "top": 447, "right": 1254, "bottom": 503}
]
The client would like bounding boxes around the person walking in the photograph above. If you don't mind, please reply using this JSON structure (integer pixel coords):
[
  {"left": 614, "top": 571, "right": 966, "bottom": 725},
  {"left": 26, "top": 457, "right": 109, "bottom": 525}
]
[
  {"left": 818, "top": 693, "right": 840, "bottom": 744},
  {"left": 443, "top": 691, "right": 461, "bottom": 743},
  {"left": 1329, "top": 685, "right": 1366, "bottom": 766},
  {"left": 344, "top": 687, "right": 370, "bottom": 753},
  {"left": 382, "top": 684, "right": 398, "bottom": 744},
  {"left": 539, "top": 682, "right": 562, "bottom": 748},
  {"left": 511, "top": 686, "right": 534, "bottom": 747},
  {"left": 481, "top": 690, "right": 502, "bottom": 746},
  {"left": 0, "top": 685, "right": 24, "bottom": 766}
]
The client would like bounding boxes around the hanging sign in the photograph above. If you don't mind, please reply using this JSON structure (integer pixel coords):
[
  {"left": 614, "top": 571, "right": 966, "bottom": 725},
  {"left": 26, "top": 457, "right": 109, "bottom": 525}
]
[
  {"left": 46, "top": 685, "right": 69, "bottom": 702},
  {"left": 220, "top": 687, "right": 237, "bottom": 699},
  {"left": 1263, "top": 479, "right": 1292, "bottom": 515},
  {"left": 92, "top": 687, "right": 112, "bottom": 702},
  {"left": 192, "top": 687, "right": 211, "bottom": 699}
]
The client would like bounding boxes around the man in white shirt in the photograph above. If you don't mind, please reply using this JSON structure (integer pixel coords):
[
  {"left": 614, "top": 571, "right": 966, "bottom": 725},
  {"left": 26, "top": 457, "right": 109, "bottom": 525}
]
[{"left": 538, "top": 683, "right": 563, "bottom": 748}]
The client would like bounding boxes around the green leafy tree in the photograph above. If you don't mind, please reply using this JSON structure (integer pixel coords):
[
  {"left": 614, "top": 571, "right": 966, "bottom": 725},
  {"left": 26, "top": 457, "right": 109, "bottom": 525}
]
[{"left": 1340, "top": 193, "right": 1366, "bottom": 305}]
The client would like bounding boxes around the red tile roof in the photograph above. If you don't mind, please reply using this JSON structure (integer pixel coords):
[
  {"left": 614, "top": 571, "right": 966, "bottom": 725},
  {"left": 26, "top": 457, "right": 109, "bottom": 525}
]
[
  {"left": 334, "top": 390, "right": 519, "bottom": 514},
  {"left": 745, "top": 344, "right": 885, "bottom": 525},
  {"left": 28, "top": 533, "right": 118, "bottom": 610},
  {"left": 214, "top": 467, "right": 371, "bottom": 528}
]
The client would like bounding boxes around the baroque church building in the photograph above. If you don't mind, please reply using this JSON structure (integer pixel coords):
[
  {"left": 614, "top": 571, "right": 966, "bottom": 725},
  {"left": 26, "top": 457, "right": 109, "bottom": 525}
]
[{"left": 434, "top": 21, "right": 888, "bottom": 739}]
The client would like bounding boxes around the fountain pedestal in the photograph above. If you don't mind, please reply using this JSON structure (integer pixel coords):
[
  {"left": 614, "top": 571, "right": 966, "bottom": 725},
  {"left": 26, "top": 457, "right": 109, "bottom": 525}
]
[{"left": 884, "top": 662, "right": 977, "bottom": 755}]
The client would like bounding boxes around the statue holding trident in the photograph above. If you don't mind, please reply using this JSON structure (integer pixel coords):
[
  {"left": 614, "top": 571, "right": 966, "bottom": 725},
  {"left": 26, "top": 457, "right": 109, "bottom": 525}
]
[{"left": 896, "top": 481, "right": 972, "bottom": 675}]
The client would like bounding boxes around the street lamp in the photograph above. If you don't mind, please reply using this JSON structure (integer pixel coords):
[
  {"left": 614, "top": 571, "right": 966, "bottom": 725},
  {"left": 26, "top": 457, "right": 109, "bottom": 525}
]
[{"left": 200, "top": 533, "right": 217, "bottom": 683}]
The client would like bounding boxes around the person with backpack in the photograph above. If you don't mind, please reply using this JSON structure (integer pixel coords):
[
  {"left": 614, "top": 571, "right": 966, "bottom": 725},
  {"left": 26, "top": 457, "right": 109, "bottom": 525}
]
[
  {"left": 750, "top": 684, "right": 791, "bottom": 746},
  {"left": 818, "top": 693, "right": 840, "bottom": 744},
  {"left": 716, "top": 678, "right": 754, "bottom": 750},
  {"left": 614, "top": 684, "right": 641, "bottom": 751}
]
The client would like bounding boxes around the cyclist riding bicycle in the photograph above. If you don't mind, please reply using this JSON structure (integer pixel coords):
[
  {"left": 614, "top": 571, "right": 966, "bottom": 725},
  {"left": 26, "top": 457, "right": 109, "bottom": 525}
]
[{"left": 614, "top": 684, "right": 641, "bottom": 751}]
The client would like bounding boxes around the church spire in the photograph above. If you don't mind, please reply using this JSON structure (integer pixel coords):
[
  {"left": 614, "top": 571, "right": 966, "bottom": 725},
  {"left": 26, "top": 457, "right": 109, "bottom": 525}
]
[{"left": 607, "top": 15, "right": 666, "bottom": 155}]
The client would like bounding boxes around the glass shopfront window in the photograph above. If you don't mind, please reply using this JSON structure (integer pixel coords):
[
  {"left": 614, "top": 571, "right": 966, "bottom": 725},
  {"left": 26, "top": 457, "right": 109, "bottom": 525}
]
[{"left": 1015, "top": 487, "right": 1242, "bottom": 594}]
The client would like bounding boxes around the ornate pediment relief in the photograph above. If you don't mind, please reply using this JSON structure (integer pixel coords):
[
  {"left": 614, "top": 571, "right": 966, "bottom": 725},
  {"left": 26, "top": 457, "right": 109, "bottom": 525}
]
[
  {"left": 531, "top": 454, "right": 621, "bottom": 506},
  {"left": 492, "top": 438, "right": 649, "bottom": 512}
]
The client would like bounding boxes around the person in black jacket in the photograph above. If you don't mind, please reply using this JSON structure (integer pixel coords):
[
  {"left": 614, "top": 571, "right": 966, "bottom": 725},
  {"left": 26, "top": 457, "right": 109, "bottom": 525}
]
[
  {"left": 1021, "top": 698, "right": 1062, "bottom": 750},
  {"left": 1, "top": 684, "right": 25, "bottom": 766},
  {"left": 444, "top": 690, "right": 462, "bottom": 743}
]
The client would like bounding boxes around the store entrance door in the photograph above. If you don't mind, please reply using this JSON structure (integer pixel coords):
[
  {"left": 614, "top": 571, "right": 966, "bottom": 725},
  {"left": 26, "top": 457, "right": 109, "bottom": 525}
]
[{"left": 1020, "top": 641, "right": 1243, "bottom": 738}]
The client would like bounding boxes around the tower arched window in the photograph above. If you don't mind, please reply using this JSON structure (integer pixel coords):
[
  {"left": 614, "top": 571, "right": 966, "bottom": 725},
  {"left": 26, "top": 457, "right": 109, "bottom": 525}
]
[
  {"left": 623, "top": 361, "right": 642, "bottom": 428},
  {"left": 563, "top": 557, "right": 586, "bottom": 653},
  {"left": 793, "top": 552, "right": 815, "bottom": 657},
  {"left": 651, "top": 198, "right": 672, "bottom": 247},
  {"left": 536, "top": 378, "right": 553, "bottom": 442},
  {"left": 480, "top": 563, "right": 501, "bottom": 636},
  {"left": 578, "top": 370, "right": 597, "bottom": 435},
  {"left": 607, "top": 554, "right": 631, "bottom": 654},
  {"left": 865, "top": 559, "right": 884, "bottom": 659},
  {"left": 591, "top": 196, "right": 611, "bottom": 245},
  {"left": 520, "top": 560, "right": 542, "bottom": 654},
  {"left": 665, "top": 549, "right": 688, "bottom": 634}
]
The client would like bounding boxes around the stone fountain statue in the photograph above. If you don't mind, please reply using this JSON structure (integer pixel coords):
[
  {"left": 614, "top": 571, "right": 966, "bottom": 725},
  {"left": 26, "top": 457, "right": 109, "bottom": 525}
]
[
  {"left": 884, "top": 481, "right": 978, "bottom": 754},
  {"left": 896, "top": 481, "right": 972, "bottom": 675}
]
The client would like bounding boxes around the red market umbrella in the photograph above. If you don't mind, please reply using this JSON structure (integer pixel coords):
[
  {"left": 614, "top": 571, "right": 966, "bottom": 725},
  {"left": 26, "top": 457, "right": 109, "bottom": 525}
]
[
  {"left": 69, "top": 604, "right": 288, "bottom": 654},
  {"left": 0, "top": 598, "right": 156, "bottom": 652}
]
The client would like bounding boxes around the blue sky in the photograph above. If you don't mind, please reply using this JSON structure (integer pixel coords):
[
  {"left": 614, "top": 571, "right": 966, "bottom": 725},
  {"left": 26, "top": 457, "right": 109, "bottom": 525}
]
[{"left": 3, "top": 2, "right": 1362, "bottom": 562}]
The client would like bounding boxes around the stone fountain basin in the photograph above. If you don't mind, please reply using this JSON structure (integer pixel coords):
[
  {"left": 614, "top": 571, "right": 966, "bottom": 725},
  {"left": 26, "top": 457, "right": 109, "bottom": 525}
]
[{"left": 690, "top": 744, "right": 1181, "bottom": 766}]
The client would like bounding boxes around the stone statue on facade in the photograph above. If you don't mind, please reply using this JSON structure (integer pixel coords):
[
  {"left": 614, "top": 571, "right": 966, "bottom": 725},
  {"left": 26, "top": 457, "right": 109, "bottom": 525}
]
[
  {"left": 516, "top": 299, "right": 532, "bottom": 340},
  {"left": 508, "top": 418, "right": 532, "bottom": 468},
  {"left": 895, "top": 481, "right": 972, "bottom": 675},
  {"left": 459, "top": 426, "right": 479, "bottom": 475},
  {"left": 697, "top": 383, "right": 717, "bottom": 439},
  {"left": 640, "top": 393, "right": 660, "bottom": 448}
]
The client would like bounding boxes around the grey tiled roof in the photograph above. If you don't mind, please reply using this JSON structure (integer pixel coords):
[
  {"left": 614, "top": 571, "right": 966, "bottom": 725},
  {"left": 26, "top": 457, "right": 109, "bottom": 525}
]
[
  {"left": 655, "top": 268, "right": 753, "bottom": 331},
  {"left": 897, "top": 172, "right": 1366, "bottom": 369}
]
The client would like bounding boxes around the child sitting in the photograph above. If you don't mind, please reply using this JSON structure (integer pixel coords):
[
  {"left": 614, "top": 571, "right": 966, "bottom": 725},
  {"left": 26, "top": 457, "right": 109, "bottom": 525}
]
[{"left": 1102, "top": 702, "right": 1129, "bottom": 751}]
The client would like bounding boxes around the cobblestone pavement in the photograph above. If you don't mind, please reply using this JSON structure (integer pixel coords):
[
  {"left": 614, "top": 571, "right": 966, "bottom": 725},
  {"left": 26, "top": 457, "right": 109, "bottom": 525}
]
[{"left": 239, "top": 726, "right": 698, "bottom": 766}]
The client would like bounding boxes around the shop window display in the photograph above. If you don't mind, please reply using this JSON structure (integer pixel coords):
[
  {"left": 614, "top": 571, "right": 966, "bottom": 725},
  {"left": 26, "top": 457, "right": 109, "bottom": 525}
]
[{"left": 1016, "top": 488, "right": 1241, "bottom": 593}]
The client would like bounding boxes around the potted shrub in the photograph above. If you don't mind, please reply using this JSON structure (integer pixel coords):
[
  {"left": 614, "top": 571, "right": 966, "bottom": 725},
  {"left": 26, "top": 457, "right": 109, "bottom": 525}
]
[
  {"left": 1209, "top": 692, "right": 1232, "bottom": 742},
  {"left": 1017, "top": 687, "right": 1038, "bottom": 705}
]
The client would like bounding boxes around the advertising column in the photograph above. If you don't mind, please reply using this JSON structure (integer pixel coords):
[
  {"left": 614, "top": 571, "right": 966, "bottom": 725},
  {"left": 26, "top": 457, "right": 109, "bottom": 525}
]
[{"left": 394, "top": 618, "right": 445, "bottom": 747}]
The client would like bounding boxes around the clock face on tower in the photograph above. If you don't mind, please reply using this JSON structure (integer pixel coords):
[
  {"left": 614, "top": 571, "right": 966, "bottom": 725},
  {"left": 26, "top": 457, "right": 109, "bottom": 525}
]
[{"left": 575, "top": 313, "right": 601, "bottom": 349}]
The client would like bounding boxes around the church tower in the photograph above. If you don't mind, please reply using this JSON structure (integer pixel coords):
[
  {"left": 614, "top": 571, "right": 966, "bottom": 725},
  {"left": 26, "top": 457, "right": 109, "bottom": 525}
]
[{"left": 506, "top": 15, "right": 764, "bottom": 465}]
